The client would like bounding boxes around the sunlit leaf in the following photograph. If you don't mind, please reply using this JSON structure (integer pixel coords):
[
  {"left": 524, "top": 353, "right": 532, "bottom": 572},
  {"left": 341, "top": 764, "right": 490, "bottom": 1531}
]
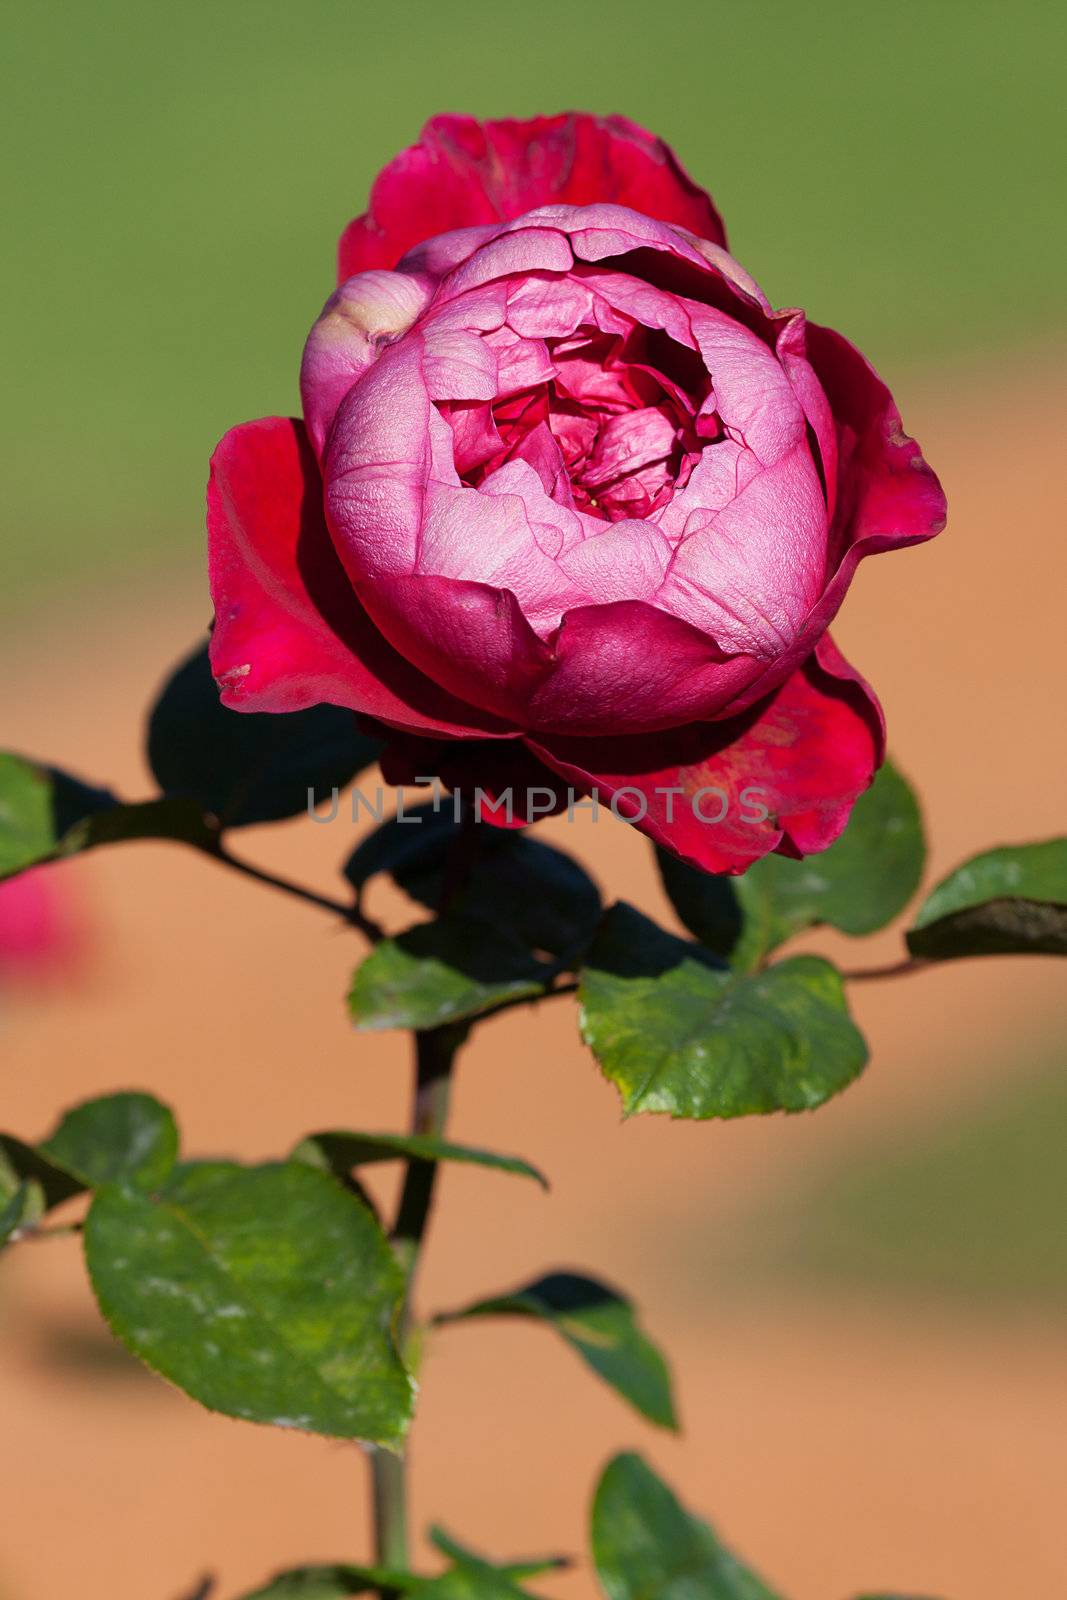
[
  {"left": 0, "top": 750, "right": 215, "bottom": 881},
  {"left": 592, "top": 1452, "right": 780, "bottom": 1600},
  {"left": 435, "top": 1271, "right": 676, "bottom": 1429},
  {"left": 40, "top": 1091, "right": 178, "bottom": 1191},
  {"left": 293, "top": 1131, "right": 548, "bottom": 1190},
  {"left": 579, "top": 905, "right": 867, "bottom": 1118},
  {"left": 84, "top": 1160, "right": 412, "bottom": 1445},
  {"left": 907, "top": 838, "right": 1067, "bottom": 959},
  {"left": 348, "top": 917, "right": 551, "bottom": 1031}
]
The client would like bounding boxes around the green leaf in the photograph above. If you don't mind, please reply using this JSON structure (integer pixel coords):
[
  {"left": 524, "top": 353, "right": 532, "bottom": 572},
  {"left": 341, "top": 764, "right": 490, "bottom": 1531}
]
[
  {"left": 238, "top": 1538, "right": 560, "bottom": 1600},
  {"left": 428, "top": 1529, "right": 567, "bottom": 1582},
  {"left": 906, "top": 838, "right": 1067, "bottom": 959},
  {"left": 342, "top": 800, "right": 458, "bottom": 896},
  {"left": 83, "top": 1160, "right": 413, "bottom": 1445},
  {"left": 435, "top": 1271, "right": 677, "bottom": 1430},
  {"left": 344, "top": 808, "right": 601, "bottom": 962},
  {"left": 0, "top": 1131, "right": 85, "bottom": 1212},
  {"left": 592, "top": 1452, "right": 780, "bottom": 1600},
  {"left": 579, "top": 904, "right": 867, "bottom": 1119},
  {"left": 237, "top": 1567, "right": 392, "bottom": 1600},
  {"left": 657, "top": 762, "right": 924, "bottom": 970},
  {"left": 348, "top": 916, "right": 551, "bottom": 1031},
  {"left": 293, "top": 1131, "right": 548, "bottom": 1190},
  {"left": 0, "top": 1179, "right": 45, "bottom": 1249},
  {"left": 147, "top": 642, "right": 382, "bottom": 828},
  {"left": 40, "top": 1092, "right": 178, "bottom": 1191},
  {"left": 0, "top": 750, "right": 216, "bottom": 881}
]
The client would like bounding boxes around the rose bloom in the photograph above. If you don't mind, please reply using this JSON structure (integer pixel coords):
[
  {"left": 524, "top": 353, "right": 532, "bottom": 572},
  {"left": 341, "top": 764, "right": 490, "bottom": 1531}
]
[{"left": 208, "top": 114, "right": 945, "bottom": 873}]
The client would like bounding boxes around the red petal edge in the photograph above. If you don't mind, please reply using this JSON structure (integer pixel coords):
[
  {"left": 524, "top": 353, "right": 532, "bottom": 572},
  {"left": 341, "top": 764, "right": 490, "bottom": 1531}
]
[
  {"left": 338, "top": 112, "right": 726, "bottom": 280},
  {"left": 527, "top": 634, "right": 884, "bottom": 875},
  {"left": 207, "top": 416, "right": 514, "bottom": 737}
]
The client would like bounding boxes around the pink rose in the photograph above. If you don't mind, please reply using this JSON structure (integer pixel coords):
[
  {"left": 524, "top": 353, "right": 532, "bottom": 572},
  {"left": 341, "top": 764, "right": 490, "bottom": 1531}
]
[{"left": 209, "top": 113, "right": 945, "bottom": 873}]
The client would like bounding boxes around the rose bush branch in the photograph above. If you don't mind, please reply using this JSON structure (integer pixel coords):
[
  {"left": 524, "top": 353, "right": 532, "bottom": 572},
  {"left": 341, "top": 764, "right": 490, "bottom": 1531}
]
[{"left": 3, "top": 111, "right": 1065, "bottom": 1599}]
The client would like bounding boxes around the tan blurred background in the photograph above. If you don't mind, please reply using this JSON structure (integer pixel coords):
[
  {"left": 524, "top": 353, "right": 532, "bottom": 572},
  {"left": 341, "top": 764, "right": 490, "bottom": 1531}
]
[{"left": 2, "top": 3, "right": 1065, "bottom": 1597}]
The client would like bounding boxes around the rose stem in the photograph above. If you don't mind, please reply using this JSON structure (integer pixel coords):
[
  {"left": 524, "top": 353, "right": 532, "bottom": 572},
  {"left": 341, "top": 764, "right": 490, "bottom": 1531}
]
[{"left": 371, "top": 1021, "right": 465, "bottom": 1571}]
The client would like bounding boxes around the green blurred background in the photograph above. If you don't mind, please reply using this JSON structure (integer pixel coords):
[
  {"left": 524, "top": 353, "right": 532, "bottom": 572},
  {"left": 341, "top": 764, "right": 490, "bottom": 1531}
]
[{"left": 3, "top": 0, "right": 1065, "bottom": 611}]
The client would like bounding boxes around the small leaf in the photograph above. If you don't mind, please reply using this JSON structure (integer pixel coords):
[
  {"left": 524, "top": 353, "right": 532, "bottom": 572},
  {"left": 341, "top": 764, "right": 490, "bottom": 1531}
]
[
  {"left": 348, "top": 916, "right": 551, "bottom": 1031},
  {"left": 84, "top": 1161, "right": 412, "bottom": 1445},
  {"left": 293, "top": 1131, "right": 548, "bottom": 1190},
  {"left": 0, "top": 751, "right": 216, "bottom": 882},
  {"left": 148, "top": 642, "right": 382, "bottom": 828},
  {"left": 0, "top": 1179, "right": 45, "bottom": 1249},
  {"left": 428, "top": 1529, "right": 567, "bottom": 1581},
  {"left": 236, "top": 1567, "right": 393, "bottom": 1600},
  {"left": 0, "top": 1131, "right": 85, "bottom": 1212},
  {"left": 592, "top": 1453, "right": 780, "bottom": 1600},
  {"left": 658, "top": 761, "right": 924, "bottom": 970},
  {"left": 906, "top": 838, "right": 1067, "bottom": 959},
  {"left": 435, "top": 1271, "right": 676, "bottom": 1430},
  {"left": 40, "top": 1092, "right": 178, "bottom": 1191},
  {"left": 344, "top": 808, "right": 601, "bottom": 961},
  {"left": 579, "top": 904, "right": 867, "bottom": 1119}
]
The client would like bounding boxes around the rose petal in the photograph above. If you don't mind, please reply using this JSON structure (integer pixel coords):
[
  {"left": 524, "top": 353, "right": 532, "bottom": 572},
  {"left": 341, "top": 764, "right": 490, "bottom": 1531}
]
[
  {"left": 657, "top": 440, "right": 829, "bottom": 654},
  {"left": 528, "top": 601, "right": 761, "bottom": 734},
  {"left": 338, "top": 112, "right": 726, "bottom": 280},
  {"left": 356, "top": 572, "right": 554, "bottom": 724},
  {"left": 528, "top": 633, "right": 883, "bottom": 875},
  {"left": 208, "top": 417, "right": 513, "bottom": 736},
  {"left": 299, "top": 270, "right": 432, "bottom": 457}
]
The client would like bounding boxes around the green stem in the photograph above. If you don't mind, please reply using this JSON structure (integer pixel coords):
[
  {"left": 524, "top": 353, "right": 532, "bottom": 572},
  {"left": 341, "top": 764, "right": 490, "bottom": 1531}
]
[
  {"left": 371, "top": 1022, "right": 466, "bottom": 1572},
  {"left": 843, "top": 955, "right": 930, "bottom": 982}
]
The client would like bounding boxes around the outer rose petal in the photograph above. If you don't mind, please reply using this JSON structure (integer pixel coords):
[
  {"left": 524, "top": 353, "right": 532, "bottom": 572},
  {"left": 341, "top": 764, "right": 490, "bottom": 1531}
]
[
  {"left": 807, "top": 320, "right": 947, "bottom": 577},
  {"left": 716, "top": 324, "right": 948, "bottom": 719},
  {"left": 356, "top": 573, "right": 554, "bottom": 724},
  {"left": 207, "top": 417, "right": 516, "bottom": 737},
  {"left": 338, "top": 113, "right": 726, "bottom": 281},
  {"left": 300, "top": 269, "right": 432, "bottom": 457},
  {"left": 528, "top": 602, "right": 762, "bottom": 734},
  {"left": 526, "top": 634, "right": 883, "bottom": 875}
]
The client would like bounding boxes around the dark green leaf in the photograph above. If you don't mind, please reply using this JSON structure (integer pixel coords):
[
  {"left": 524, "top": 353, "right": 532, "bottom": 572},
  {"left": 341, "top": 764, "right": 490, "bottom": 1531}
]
[
  {"left": 237, "top": 1567, "right": 393, "bottom": 1599},
  {"left": 0, "top": 750, "right": 216, "bottom": 881},
  {"left": 348, "top": 916, "right": 551, "bottom": 1031},
  {"left": 40, "top": 1092, "right": 178, "bottom": 1190},
  {"left": 0, "top": 1131, "right": 85, "bottom": 1211},
  {"left": 293, "top": 1131, "right": 548, "bottom": 1190},
  {"left": 906, "top": 838, "right": 1067, "bottom": 959},
  {"left": 342, "top": 801, "right": 458, "bottom": 896},
  {"left": 147, "top": 642, "right": 381, "bottom": 828},
  {"left": 344, "top": 808, "right": 601, "bottom": 962},
  {"left": 579, "top": 905, "right": 867, "bottom": 1119},
  {"left": 658, "top": 762, "right": 924, "bottom": 970},
  {"left": 84, "top": 1160, "right": 412, "bottom": 1444},
  {"left": 435, "top": 1271, "right": 676, "bottom": 1429},
  {"left": 592, "top": 1453, "right": 780, "bottom": 1600},
  {"left": 239, "top": 1542, "right": 555, "bottom": 1600}
]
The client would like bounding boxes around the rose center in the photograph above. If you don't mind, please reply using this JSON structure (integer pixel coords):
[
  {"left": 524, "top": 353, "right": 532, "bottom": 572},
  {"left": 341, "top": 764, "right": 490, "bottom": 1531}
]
[{"left": 441, "top": 323, "right": 716, "bottom": 522}]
